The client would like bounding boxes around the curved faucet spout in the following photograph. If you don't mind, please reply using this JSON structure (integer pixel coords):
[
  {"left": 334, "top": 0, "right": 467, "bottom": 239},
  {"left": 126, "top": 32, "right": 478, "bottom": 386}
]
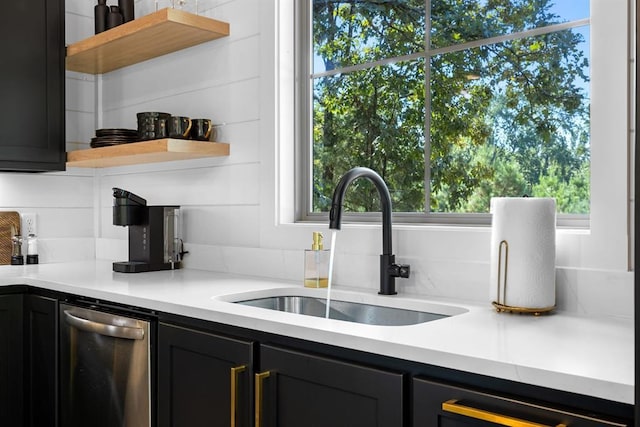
[
  {"left": 328, "top": 167, "right": 410, "bottom": 295},
  {"left": 329, "top": 167, "right": 392, "bottom": 255}
]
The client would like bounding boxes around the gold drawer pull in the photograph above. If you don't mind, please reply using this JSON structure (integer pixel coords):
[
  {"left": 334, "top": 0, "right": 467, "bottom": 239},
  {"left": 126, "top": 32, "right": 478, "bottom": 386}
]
[
  {"left": 255, "top": 371, "right": 271, "bottom": 427},
  {"left": 230, "top": 365, "right": 246, "bottom": 427},
  {"left": 442, "top": 399, "right": 567, "bottom": 427}
]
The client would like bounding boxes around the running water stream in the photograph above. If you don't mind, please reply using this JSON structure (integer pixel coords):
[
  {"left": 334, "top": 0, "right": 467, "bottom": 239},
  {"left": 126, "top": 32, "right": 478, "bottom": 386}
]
[{"left": 325, "top": 230, "right": 337, "bottom": 319}]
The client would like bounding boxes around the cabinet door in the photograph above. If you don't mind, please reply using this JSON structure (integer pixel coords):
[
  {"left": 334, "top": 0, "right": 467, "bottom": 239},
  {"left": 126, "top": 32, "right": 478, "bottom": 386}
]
[
  {"left": 0, "top": 294, "right": 24, "bottom": 425},
  {"left": 257, "top": 345, "right": 404, "bottom": 427},
  {"left": 158, "top": 323, "right": 254, "bottom": 427},
  {"left": 413, "top": 377, "right": 630, "bottom": 427},
  {"left": 0, "top": 0, "right": 65, "bottom": 171},
  {"left": 24, "top": 295, "right": 58, "bottom": 427}
]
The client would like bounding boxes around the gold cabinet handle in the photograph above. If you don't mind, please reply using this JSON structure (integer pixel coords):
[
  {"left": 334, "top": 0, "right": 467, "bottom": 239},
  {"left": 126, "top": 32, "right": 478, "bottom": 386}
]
[
  {"left": 442, "top": 400, "right": 567, "bottom": 427},
  {"left": 254, "top": 371, "right": 271, "bottom": 427},
  {"left": 230, "top": 365, "right": 246, "bottom": 427}
]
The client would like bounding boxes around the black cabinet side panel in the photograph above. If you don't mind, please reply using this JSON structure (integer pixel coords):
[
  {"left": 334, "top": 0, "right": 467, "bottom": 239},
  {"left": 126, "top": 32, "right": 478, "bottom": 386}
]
[
  {"left": 0, "top": 294, "right": 24, "bottom": 425},
  {"left": 25, "top": 295, "right": 57, "bottom": 427}
]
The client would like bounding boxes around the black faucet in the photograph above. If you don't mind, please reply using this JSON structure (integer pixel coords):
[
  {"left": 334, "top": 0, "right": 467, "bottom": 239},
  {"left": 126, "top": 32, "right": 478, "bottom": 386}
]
[{"left": 329, "top": 167, "right": 410, "bottom": 295}]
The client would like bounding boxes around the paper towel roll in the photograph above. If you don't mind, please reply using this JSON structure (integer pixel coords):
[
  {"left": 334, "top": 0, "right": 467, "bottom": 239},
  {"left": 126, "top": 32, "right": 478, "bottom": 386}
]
[{"left": 490, "top": 197, "right": 556, "bottom": 310}]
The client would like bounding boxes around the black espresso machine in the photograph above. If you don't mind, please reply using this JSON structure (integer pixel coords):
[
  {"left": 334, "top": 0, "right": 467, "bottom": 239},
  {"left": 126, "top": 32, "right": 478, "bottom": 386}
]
[{"left": 112, "top": 187, "right": 184, "bottom": 273}]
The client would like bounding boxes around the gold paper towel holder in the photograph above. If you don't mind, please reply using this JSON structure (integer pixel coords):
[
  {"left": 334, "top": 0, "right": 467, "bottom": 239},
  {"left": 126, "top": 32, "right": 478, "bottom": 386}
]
[{"left": 491, "top": 240, "right": 555, "bottom": 316}]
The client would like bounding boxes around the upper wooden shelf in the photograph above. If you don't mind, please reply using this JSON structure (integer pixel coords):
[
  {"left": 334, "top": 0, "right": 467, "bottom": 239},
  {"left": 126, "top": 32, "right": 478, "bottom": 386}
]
[
  {"left": 66, "top": 139, "right": 230, "bottom": 168},
  {"left": 66, "top": 8, "right": 230, "bottom": 74}
]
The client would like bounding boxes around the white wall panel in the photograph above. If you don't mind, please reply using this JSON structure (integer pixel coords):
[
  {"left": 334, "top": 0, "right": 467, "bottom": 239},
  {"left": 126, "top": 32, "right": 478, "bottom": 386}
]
[
  {"left": 27, "top": 208, "right": 94, "bottom": 239},
  {"left": 101, "top": 36, "right": 259, "bottom": 109},
  {"left": 218, "top": 120, "right": 260, "bottom": 161},
  {"left": 65, "top": 111, "right": 95, "bottom": 150},
  {"left": 213, "top": 0, "right": 261, "bottom": 40},
  {"left": 66, "top": 73, "right": 96, "bottom": 113},
  {"left": 0, "top": 171, "right": 94, "bottom": 262},
  {"left": 39, "top": 238, "right": 96, "bottom": 263},
  {"left": 100, "top": 76, "right": 260, "bottom": 131},
  {"left": 65, "top": 0, "right": 93, "bottom": 16},
  {"left": 181, "top": 205, "right": 260, "bottom": 246},
  {"left": 0, "top": 174, "right": 92, "bottom": 208},
  {"left": 65, "top": 12, "right": 92, "bottom": 44},
  {"left": 97, "top": 163, "right": 258, "bottom": 205}
]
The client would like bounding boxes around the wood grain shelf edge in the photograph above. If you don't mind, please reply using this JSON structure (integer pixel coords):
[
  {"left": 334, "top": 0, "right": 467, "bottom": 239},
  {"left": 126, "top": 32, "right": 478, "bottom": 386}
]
[
  {"left": 65, "top": 8, "right": 230, "bottom": 74},
  {"left": 66, "top": 139, "right": 230, "bottom": 168}
]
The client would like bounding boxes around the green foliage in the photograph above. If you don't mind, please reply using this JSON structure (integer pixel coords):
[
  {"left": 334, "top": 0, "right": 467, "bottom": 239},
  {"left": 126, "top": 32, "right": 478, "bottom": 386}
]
[
  {"left": 532, "top": 162, "right": 590, "bottom": 213},
  {"left": 311, "top": 0, "right": 590, "bottom": 215},
  {"left": 453, "top": 145, "right": 528, "bottom": 213}
]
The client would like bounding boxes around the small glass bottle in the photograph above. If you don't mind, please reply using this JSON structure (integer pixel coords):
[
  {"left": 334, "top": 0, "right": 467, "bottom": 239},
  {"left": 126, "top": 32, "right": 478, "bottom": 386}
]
[{"left": 304, "top": 232, "right": 329, "bottom": 288}]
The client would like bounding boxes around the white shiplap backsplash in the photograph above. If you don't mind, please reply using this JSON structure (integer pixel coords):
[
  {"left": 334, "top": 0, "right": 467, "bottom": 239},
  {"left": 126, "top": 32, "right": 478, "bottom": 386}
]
[{"left": 0, "top": 0, "right": 628, "bottom": 318}]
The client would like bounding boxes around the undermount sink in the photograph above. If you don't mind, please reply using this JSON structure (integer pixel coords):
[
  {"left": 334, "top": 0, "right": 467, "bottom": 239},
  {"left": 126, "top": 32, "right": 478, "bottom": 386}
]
[{"left": 234, "top": 295, "right": 454, "bottom": 326}]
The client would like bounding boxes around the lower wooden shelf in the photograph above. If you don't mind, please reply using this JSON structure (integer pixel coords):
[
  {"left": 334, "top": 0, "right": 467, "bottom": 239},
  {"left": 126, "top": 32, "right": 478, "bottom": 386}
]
[{"left": 66, "top": 139, "right": 230, "bottom": 168}]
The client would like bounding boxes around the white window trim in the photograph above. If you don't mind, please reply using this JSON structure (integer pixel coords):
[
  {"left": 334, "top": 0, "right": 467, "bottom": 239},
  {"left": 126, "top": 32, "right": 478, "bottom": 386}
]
[
  {"left": 260, "top": 0, "right": 633, "bottom": 274},
  {"left": 298, "top": 2, "right": 592, "bottom": 226}
]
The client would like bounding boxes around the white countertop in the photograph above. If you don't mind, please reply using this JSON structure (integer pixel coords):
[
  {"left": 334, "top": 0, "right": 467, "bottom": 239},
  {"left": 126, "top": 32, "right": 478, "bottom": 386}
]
[{"left": 1, "top": 261, "right": 633, "bottom": 405}]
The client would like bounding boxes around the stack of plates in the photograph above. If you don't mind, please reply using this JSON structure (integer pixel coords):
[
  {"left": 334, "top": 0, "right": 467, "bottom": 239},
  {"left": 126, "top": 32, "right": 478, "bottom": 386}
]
[{"left": 90, "top": 129, "right": 139, "bottom": 148}]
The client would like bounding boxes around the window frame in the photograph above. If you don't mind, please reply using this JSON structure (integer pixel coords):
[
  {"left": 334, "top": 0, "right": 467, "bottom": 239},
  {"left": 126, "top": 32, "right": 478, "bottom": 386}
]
[{"left": 296, "top": 0, "right": 594, "bottom": 227}]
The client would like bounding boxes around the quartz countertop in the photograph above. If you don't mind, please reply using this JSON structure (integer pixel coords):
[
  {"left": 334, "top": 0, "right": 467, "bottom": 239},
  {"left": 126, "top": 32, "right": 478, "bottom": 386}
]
[{"left": 1, "top": 260, "right": 633, "bottom": 404}]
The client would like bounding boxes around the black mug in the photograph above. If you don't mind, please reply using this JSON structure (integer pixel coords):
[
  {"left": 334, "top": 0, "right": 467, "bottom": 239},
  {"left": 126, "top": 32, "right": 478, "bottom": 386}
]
[
  {"left": 190, "top": 119, "right": 213, "bottom": 141},
  {"left": 168, "top": 116, "right": 193, "bottom": 139},
  {"left": 137, "top": 112, "right": 170, "bottom": 140}
]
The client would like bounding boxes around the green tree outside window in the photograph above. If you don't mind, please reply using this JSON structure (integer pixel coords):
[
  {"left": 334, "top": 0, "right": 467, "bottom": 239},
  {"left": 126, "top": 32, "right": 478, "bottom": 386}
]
[{"left": 310, "top": 0, "right": 590, "bottom": 215}]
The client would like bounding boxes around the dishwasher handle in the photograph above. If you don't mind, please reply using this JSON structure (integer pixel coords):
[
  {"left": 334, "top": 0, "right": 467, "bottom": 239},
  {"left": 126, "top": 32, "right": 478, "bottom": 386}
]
[{"left": 64, "top": 310, "right": 145, "bottom": 340}]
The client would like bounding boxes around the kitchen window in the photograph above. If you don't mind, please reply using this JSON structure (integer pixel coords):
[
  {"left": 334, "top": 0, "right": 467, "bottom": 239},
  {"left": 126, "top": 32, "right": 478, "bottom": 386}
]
[{"left": 298, "top": 0, "right": 594, "bottom": 224}]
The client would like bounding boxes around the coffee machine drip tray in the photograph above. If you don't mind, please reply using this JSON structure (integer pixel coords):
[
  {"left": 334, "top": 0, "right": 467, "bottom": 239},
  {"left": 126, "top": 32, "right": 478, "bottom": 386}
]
[{"left": 113, "top": 260, "right": 181, "bottom": 273}]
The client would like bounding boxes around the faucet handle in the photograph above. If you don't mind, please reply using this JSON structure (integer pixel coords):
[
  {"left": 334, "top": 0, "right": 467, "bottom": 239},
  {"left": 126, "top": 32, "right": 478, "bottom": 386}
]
[
  {"left": 389, "top": 263, "right": 411, "bottom": 279},
  {"left": 399, "top": 264, "right": 410, "bottom": 278}
]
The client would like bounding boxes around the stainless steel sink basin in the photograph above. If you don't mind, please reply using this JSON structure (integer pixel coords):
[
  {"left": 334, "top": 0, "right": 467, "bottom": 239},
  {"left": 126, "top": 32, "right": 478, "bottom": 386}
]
[{"left": 235, "top": 295, "right": 449, "bottom": 326}]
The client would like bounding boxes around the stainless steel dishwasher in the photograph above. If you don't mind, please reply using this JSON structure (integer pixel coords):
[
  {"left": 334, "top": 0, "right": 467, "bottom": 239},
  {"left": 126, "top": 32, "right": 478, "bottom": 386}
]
[{"left": 59, "top": 303, "right": 151, "bottom": 427}]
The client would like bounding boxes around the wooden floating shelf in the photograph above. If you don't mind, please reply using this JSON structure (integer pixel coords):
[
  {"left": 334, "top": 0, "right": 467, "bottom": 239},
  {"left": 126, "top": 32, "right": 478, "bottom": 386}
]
[
  {"left": 66, "top": 139, "right": 230, "bottom": 168},
  {"left": 66, "top": 8, "right": 230, "bottom": 74}
]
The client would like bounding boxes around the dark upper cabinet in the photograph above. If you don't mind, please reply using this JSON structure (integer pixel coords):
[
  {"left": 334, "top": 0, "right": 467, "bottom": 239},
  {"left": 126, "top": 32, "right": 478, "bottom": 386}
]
[
  {"left": 157, "top": 323, "right": 254, "bottom": 427},
  {"left": 0, "top": 0, "right": 65, "bottom": 171},
  {"left": 257, "top": 344, "right": 404, "bottom": 427}
]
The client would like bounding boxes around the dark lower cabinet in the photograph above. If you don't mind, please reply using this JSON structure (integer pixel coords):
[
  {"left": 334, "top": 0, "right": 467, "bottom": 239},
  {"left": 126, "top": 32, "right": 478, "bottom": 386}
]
[
  {"left": 0, "top": 293, "right": 57, "bottom": 427},
  {"left": 257, "top": 344, "right": 404, "bottom": 427},
  {"left": 24, "top": 295, "right": 58, "bottom": 427},
  {"left": 413, "top": 377, "right": 630, "bottom": 427},
  {"left": 157, "top": 323, "right": 254, "bottom": 427},
  {"left": 0, "top": 294, "right": 24, "bottom": 425},
  {"left": 0, "top": 289, "right": 633, "bottom": 427}
]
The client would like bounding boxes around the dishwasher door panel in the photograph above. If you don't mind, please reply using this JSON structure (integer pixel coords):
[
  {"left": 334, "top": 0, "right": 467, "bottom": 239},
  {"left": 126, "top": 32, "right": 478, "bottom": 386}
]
[{"left": 60, "top": 304, "right": 151, "bottom": 427}]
